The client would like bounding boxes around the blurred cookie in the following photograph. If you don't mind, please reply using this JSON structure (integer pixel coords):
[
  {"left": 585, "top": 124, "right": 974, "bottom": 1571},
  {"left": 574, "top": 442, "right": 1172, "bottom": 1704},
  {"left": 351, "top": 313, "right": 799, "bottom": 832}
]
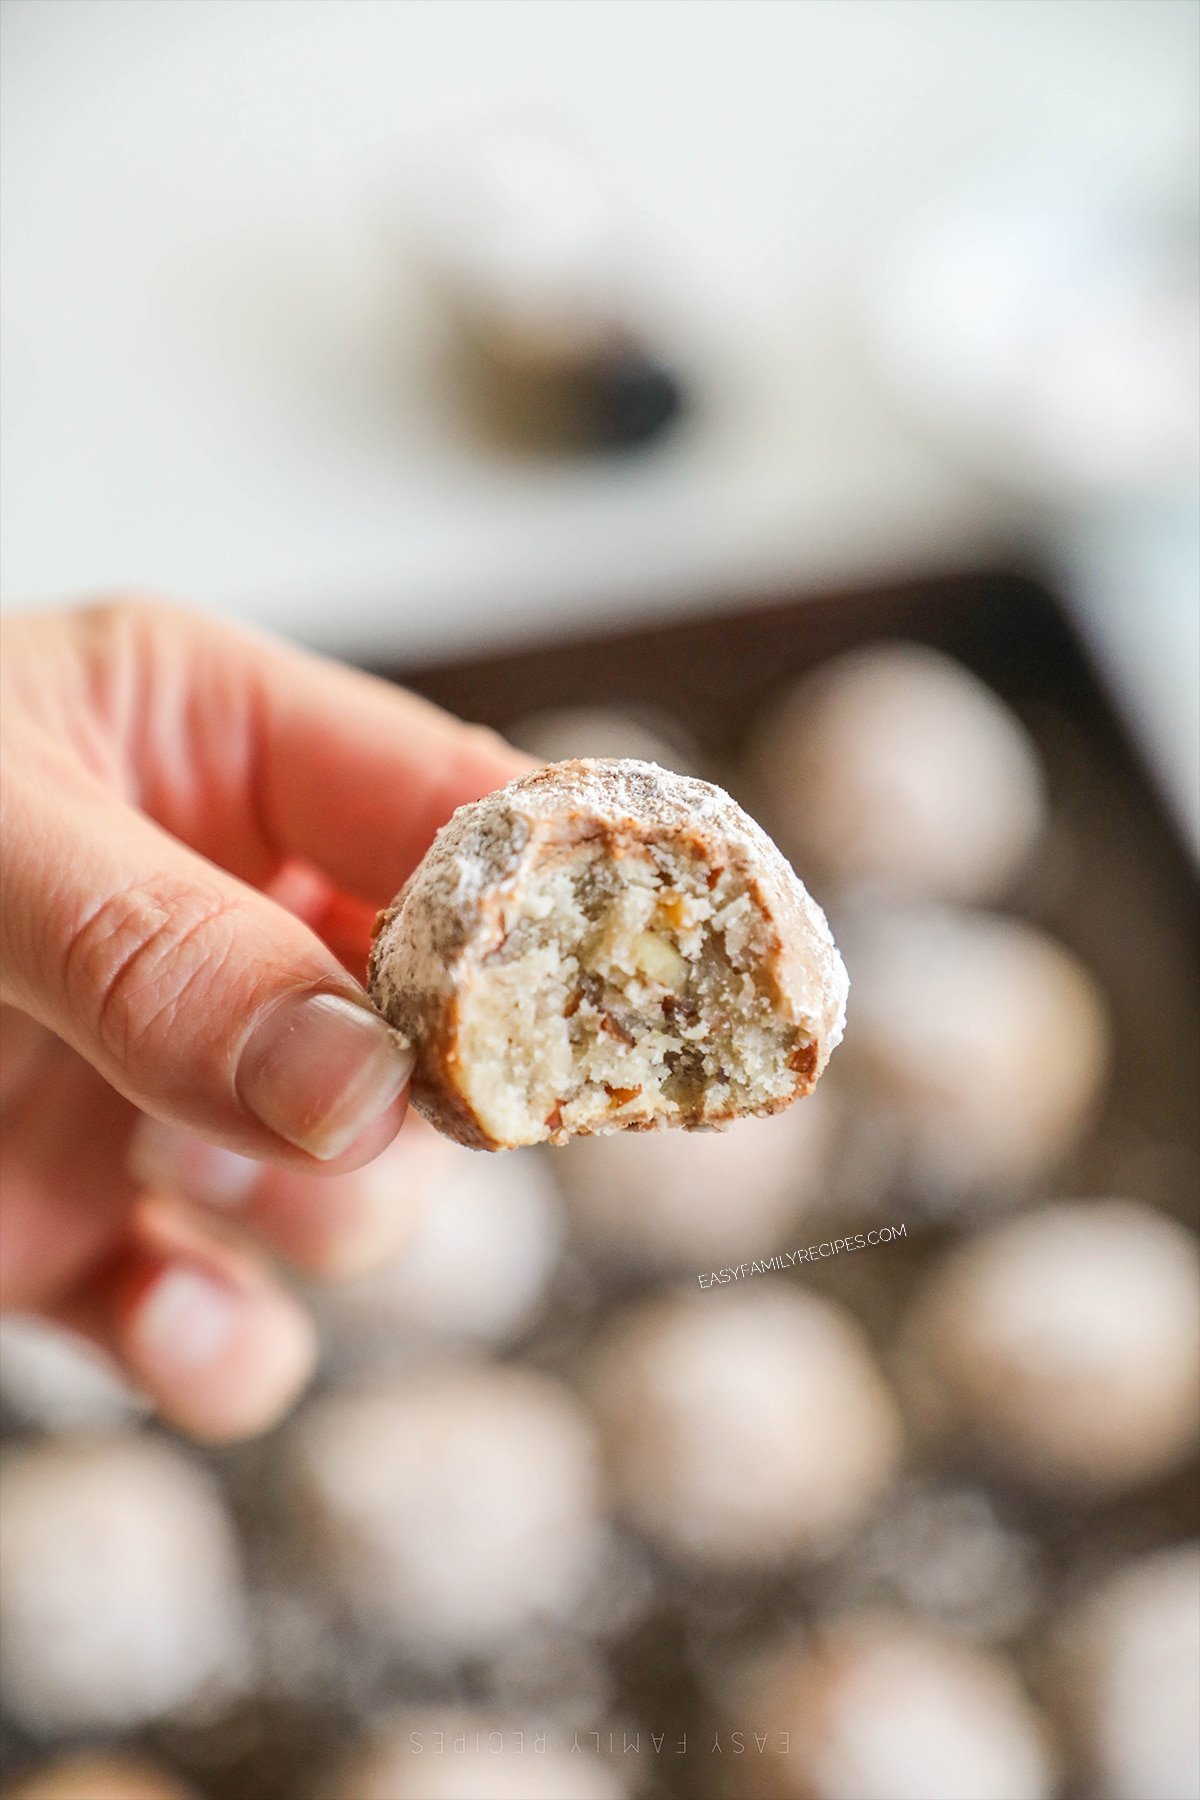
[
  {"left": 290, "top": 1362, "right": 603, "bottom": 1660},
  {"left": 840, "top": 904, "right": 1109, "bottom": 1202},
  {"left": 720, "top": 1613, "right": 1055, "bottom": 1800},
  {"left": 0, "top": 1316, "right": 145, "bottom": 1432},
  {"left": 0, "top": 1433, "right": 246, "bottom": 1733},
  {"left": 740, "top": 643, "right": 1045, "bottom": 901},
  {"left": 583, "top": 1285, "right": 900, "bottom": 1569},
  {"left": 1048, "top": 1544, "right": 1200, "bottom": 1800},
  {"left": 8, "top": 1755, "right": 197, "bottom": 1800},
  {"left": 554, "top": 1085, "right": 833, "bottom": 1270},
  {"left": 507, "top": 704, "right": 702, "bottom": 776},
  {"left": 316, "top": 1138, "right": 563, "bottom": 1359},
  {"left": 897, "top": 1200, "right": 1200, "bottom": 1494}
]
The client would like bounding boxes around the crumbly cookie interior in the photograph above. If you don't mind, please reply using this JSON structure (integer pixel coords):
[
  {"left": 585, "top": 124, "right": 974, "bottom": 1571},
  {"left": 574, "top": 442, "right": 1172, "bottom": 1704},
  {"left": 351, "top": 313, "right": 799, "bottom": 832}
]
[{"left": 455, "top": 839, "right": 807, "bottom": 1145}]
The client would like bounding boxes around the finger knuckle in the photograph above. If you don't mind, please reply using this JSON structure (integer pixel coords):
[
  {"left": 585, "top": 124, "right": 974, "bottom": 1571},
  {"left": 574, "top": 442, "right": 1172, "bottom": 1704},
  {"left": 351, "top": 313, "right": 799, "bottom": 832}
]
[
  {"left": 73, "top": 595, "right": 196, "bottom": 688},
  {"left": 63, "top": 880, "right": 243, "bottom": 1069}
]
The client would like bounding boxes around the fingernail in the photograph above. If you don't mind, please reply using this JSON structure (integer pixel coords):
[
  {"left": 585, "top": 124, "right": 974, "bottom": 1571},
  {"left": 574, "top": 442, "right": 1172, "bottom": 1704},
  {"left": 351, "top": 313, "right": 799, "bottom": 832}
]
[
  {"left": 132, "top": 1265, "right": 241, "bottom": 1372},
  {"left": 236, "top": 991, "right": 413, "bottom": 1161},
  {"left": 129, "top": 1118, "right": 260, "bottom": 1210}
]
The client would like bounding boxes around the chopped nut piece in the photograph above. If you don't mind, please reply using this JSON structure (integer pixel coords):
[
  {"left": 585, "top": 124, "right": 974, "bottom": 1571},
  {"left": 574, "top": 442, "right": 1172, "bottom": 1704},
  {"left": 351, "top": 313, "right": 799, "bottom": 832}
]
[
  {"left": 599, "top": 1012, "right": 635, "bottom": 1046},
  {"left": 629, "top": 930, "right": 688, "bottom": 988}
]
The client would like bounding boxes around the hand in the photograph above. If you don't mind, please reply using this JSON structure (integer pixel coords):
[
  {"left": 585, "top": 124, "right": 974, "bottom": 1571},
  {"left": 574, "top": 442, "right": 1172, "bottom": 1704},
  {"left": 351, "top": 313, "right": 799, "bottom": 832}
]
[{"left": 0, "top": 598, "right": 526, "bottom": 1439}]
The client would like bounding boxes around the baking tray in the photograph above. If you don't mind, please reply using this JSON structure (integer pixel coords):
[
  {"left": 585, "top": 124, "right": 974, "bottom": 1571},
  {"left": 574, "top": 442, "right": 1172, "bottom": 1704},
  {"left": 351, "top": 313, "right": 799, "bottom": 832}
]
[
  {"left": 394, "top": 569, "right": 1199, "bottom": 1192},
  {"left": 3, "top": 568, "right": 1196, "bottom": 1800},
  {"left": 386, "top": 568, "right": 1200, "bottom": 1800}
]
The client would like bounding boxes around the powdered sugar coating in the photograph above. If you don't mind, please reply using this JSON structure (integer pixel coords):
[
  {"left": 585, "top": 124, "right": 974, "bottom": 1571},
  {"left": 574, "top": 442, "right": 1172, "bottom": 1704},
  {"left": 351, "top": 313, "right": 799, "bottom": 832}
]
[
  {"left": 723, "top": 1614, "right": 1055, "bottom": 1800},
  {"left": 369, "top": 760, "right": 848, "bottom": 1149},
  {"left": 897, "top": 1201, "right": 1200, "bottom": 1494},
  {"left": 1050, "top": 1545, "right": 1200, "bottom": 1800},
  {"left": 0, "top": 1435, "right": 247, "bottom": 1733}
]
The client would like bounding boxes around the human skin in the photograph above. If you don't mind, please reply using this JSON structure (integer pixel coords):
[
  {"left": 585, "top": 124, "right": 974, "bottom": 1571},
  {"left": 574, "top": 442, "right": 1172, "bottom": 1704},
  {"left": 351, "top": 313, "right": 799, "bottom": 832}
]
[{"left": 0, "top": 598, "right": 527, "bottom": 1440}]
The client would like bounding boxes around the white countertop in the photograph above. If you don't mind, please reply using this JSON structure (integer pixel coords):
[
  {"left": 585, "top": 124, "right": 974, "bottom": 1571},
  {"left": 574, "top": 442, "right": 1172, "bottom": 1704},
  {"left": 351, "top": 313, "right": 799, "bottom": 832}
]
[{"left": 1, "top": 0, "right": 1196, "bottom": 842}]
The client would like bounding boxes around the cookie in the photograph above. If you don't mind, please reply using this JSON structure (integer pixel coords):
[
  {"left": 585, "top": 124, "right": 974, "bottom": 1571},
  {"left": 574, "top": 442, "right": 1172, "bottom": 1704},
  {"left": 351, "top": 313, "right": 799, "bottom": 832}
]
[
  {"left": 740, "top": 643, "right": 1045, "bottom": 903},
  {"left": 720, "top": 1615, "right": 1055, "bottom": 1800},
  {"left": 369, "top": 759, "right": 847, "bottom": 1149},
  {"left": 897, "top": 1201, "right": 1200, "bottom": 1494}
]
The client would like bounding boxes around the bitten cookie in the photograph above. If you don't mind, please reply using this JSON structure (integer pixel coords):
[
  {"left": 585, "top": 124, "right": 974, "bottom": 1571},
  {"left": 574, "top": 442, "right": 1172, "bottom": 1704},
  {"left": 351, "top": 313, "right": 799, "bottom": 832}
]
[{"left": 368, "top": 759, "right": 847, "bottom": 1150}]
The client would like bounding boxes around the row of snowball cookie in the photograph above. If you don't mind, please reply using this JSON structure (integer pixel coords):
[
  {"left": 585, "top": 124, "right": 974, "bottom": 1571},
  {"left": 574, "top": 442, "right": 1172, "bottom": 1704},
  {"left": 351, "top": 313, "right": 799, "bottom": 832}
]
[
  {"left": 518, "top": 642, "right": 1114, "bottom": 1210},
  {"left": 3, "top": 1184, "right": 1194, "bottom": 1524},
  {"left": 2, "top": 640, "right": 1187, "bottom": 1800},
  {"left": 713, "top": 1547, "right": 1200, "bottom": 1800},
  {"left": 0, "top": 935, "right": 1121, "bottom": 1438},
  {"left": 0, "top": 895, "right": 1119, "bottom": 1440},
  {"left": 8, "top": 1549, "right": 1197, "bottom": 1800},
  {"left": 326, "top": 886, "right": 1117, "bottom": 1300},
  {"left": 2, "top": 1203, "right": 1196, "bottom": 1692},
  {"left": 2, "top": 1202, "right": 1195, "bottom": 1714}
]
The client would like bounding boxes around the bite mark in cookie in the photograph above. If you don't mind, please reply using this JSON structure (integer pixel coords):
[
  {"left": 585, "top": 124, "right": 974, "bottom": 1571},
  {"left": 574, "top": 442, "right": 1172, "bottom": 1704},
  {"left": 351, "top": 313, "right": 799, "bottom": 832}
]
[{"left": 368, "top": 760, "right": 847, "bottom": 1150}]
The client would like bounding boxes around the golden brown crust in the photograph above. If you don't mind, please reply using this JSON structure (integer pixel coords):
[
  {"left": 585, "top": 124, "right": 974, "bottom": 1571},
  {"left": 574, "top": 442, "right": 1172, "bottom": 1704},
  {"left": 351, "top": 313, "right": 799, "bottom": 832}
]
[{"left": 368, "top": 759, "right": 848, "bottom": 1150}]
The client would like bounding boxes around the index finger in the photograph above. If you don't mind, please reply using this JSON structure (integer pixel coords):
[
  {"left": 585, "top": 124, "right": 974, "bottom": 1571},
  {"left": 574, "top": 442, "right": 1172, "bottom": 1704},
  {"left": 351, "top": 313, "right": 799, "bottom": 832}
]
[{"left": 72, "top": 598, "right": 533, "bottom": 903}]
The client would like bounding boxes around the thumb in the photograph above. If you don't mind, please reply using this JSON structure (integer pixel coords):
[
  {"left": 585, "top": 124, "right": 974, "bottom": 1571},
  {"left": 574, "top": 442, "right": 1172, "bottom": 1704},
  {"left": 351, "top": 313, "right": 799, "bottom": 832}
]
[{"left": 2, "top": 775, "right": 413, "bottom": 1168}]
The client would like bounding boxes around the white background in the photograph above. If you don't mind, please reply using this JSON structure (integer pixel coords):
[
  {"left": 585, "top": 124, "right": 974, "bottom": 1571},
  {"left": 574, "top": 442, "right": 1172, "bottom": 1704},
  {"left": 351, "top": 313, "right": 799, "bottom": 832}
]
[{"left": 1, "top": 0, "right": 1196, "bottom": 839}]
